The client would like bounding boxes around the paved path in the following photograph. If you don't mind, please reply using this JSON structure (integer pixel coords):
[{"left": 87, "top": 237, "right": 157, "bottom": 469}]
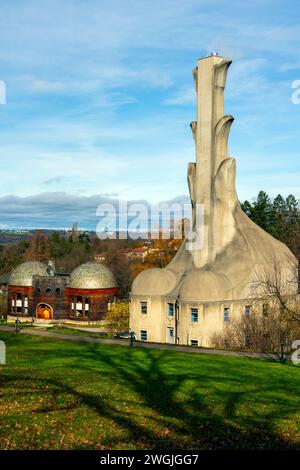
[
  {"left": 0, "top": 325, "right": 278, "bottom": 360},
  {"left": 68, "top": 326, "right": 107, "bottom": 333}
]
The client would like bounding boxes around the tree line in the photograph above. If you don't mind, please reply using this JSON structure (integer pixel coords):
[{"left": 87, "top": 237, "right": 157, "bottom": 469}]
[{"left": 241, "top": 191, "right": 300, "bottom": 259}]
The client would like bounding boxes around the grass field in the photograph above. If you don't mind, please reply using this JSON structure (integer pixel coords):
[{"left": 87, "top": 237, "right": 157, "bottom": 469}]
[{"left": 0, "top": 331, "right": 300, "bottom": 450}]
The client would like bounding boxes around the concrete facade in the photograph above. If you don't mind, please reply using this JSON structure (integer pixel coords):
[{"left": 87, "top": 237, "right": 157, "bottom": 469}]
[{"left": 129, "top": 54, "right": 298, "bottom": 347}]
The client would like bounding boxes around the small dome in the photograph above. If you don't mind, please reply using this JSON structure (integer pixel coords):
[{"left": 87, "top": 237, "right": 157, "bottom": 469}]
[
  {"left": 69, "top": 262, "right": 117, "bottom": 289},
  {"left": 9, "top": 261, "right": 48, "bottom": 287},
  {"left": 179, "top": 270, "right": 231, "bottom": 302},
  {"left": 132, "top": 267, "right": 177, "bottom": 295}
]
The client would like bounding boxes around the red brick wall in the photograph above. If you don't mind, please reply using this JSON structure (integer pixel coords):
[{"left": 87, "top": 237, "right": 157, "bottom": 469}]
[
  {"left": 8, "top": 285, "right": 34, "bottom": 317},
  {"left": 8, "top": 284, "right": 119, "bottom": 321},
  {"left": 65, "top": 287, "right": 119, "bottom": 321}
]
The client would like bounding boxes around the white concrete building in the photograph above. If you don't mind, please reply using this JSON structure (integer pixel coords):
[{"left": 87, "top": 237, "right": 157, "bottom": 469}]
[{"left": 129, "top": 54, "right": 298, "bottom": 347}]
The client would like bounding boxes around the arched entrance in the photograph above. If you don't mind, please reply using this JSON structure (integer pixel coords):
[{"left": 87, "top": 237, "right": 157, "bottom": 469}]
[{"left": 36, "top": 303, "right": 53, "bottom": 320}]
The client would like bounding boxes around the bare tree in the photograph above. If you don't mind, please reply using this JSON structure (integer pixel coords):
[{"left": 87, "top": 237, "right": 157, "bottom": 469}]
[
  {"left": 251, "top": 254, "right": 300, "bottom": 328},
  {"left": 210, "top": 256, "right": 300, "bottom": 357},
  {"left": 210, "top": 309, "right": 298, "bottom": 356}
]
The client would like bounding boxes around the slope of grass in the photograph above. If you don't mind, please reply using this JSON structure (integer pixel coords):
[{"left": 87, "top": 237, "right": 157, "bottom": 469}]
[{"left": 0, "top": 331, "right": 300, "bottom": 450}]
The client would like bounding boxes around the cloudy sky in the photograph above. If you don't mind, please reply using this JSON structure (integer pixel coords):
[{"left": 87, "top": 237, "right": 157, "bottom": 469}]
[{"left": 0, "top": 0, "right": 299, "bottom": 229}]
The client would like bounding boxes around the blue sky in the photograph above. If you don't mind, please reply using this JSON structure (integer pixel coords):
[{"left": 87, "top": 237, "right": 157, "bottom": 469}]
[{"left": 0, "top": 0, "right": 299, "bottom": 229}]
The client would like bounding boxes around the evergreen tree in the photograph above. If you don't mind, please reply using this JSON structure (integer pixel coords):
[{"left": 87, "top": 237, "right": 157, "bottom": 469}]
[
  {"left": 272, "top": 194, "right": 287, "bottom": 240},
  {"left": 250, "top": 191, "right": 275, "bottom": 235},
  {"left": 241, "top": 191, "right": 300, "bottom": 259}
]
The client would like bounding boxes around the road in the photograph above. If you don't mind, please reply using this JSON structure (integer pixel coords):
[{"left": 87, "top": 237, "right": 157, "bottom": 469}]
[{"left": 0, "top": 325, "right": 278, "bottom": 360}]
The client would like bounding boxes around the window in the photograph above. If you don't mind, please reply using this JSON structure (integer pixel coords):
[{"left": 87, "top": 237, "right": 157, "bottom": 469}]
[
  {"left": 140, "top": 302, "right": 147, "bottom": 314},
  {"left": 71, "top": 297, "right": 75, "bottom": 315},
  {"left": 16, "top": 293, "right": 23, "bottom": 312},
  {"left": 167, "top": 327, "right": 174, "bottom": 343},
  {"left": 46, "top": 287, "right": 51, "bottom": 293},
  {"left": 190, "top": 339, "right": 198, "bottom": 347},
  {"left": 55, "top": 288, "right": 61, "bottom": 294},
  {"left": 75, "top": 296, "right": 83, "bottom": 317},
  {"left": 140, "top": 330, "right": 147, "bottom": 341},
  {"left": 191, "top": 308, "right": 198, "bottom": 323},
  {"left": 245, "top": 305, "right": 251, "bottom": 319},
  {"left": 168, "top": 303, "right": 174, "bottom": 316},
  {"left": 262, "top": 303, "right": 268, "bottom": 316},
  {"left": 224, "top": 307, "right": 230, "bottom": 322}
]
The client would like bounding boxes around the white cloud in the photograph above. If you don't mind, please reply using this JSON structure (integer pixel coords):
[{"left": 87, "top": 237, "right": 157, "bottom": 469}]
[
  {"left": 0, "top": 0, "right": 299, "bottom": 229},
  {"left": 0, "top": 191, "right": 191, "bottom": 230}
]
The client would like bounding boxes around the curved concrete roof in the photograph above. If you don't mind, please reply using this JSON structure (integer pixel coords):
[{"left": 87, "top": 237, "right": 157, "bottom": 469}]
[
  {"left": 9, "top": 261, "right": 49, "bottom": 287},
  {"left": 132, "top": 267, "right": 177, "bottom": 296},
  {"left": 68, "top": 262, "right": 117, "bottom": 290},
  {"left": 179, "top": 270, "right": 231, "bottom": 302}
]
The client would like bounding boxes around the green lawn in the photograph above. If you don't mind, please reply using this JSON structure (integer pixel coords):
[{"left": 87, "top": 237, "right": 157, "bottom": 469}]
[{"left": 0, "top": 331, "right": 300, "bottom": 450}]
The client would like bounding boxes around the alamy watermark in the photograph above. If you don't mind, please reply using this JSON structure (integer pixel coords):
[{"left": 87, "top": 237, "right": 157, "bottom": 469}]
[
  {"left": 96, "top": 201, "right": 204, "bottom": 250},
  {"left": 0, "top": 340, "right": 6, "bottom": 365},
  {"left": 291, "top": 80, "right": 300, "bottom": 104},
  {"left": 0, "top": 80, "right": 6, "bottom": 105},
  {"left": 291, "top": 340, "right": 300, "bottom": 365}
]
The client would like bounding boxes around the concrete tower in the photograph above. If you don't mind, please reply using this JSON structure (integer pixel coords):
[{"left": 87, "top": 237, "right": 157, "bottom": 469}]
[{"left": 130, "top": 55, "right": 298, "bottom": 347}]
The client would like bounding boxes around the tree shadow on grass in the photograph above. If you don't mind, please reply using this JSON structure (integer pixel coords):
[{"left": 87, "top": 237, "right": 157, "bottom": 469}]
[
  {"left": 83, "top": 344, "right": 300, "bottom": 449},
  {"left": 1, "top": 336, "right": 300, "bottom": 449}
]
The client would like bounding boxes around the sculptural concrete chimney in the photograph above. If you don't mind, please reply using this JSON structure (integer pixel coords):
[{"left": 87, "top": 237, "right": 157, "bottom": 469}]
[{"left": 189, "top": 54, "right": 233, "bottom": 268}]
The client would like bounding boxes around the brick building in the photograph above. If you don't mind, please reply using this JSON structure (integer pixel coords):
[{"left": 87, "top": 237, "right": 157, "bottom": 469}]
[{"left": 8, "top": 261, "right": 118, "bottom": 321}]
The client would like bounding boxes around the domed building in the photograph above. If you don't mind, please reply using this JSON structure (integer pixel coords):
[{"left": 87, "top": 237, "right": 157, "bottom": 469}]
[
  {"left": 65, "top": 262, "right": 118, "bottom": 320},
  {"left": 7, "top": 260, "right": 118, "bottom": 321}
]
